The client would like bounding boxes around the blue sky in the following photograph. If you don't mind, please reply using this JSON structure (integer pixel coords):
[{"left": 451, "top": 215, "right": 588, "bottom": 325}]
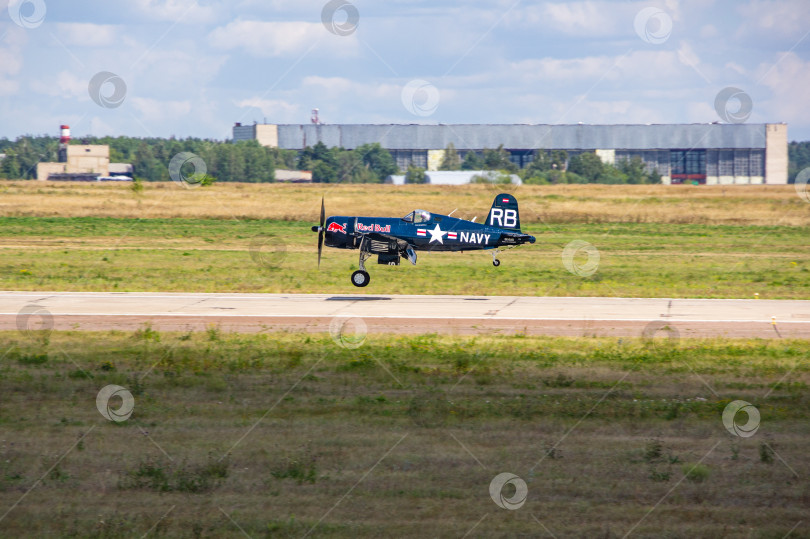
[{"left": 1, "top": 0, "right": 809, "bottom": 141}]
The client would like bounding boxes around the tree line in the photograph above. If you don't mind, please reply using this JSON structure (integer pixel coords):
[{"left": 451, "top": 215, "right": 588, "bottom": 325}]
[
  {"left": 2, "top": 135, "right": 808, "bottom": 184},
  {"left": 0, "top": 135, "right": 397, "bottom": 184},
  {"left": 0, "top": 135, "right": 297, "bottom": 183},
  {"left": 429, "top": 143, "right": 662, "bottom": 184},
  {"left": 296, "top": 141, "right": 397, "bottom": 182},
  {"left": 789, "top": 141, "right": 810, "bottom": 183}
]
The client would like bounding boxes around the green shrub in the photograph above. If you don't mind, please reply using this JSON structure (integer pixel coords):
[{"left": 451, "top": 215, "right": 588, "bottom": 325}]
[
  {"left": 682, "top": 463, "right": 710, "bottom": 482},
  {"left": 121, "top": 454, "right": 229, "bottom": 493},
  {"left": 18, "top": 353, "right": 48, "bottom": 365},
  {"left": 759, "top": 442, "right": 775, "bottom": 464},
  {"left": 644, "top": 438, "right": 663, "bottom": 463},
  {"left": 270, "top": 455, "right": 317, "bottom": 484}
]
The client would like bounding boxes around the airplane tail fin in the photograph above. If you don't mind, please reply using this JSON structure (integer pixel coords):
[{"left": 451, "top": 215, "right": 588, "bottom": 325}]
[{"left": 486, "top": 193, "right": 521, "bottom": 232}]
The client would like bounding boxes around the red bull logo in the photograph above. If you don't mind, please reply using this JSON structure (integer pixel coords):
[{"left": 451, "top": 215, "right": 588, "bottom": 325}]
[
  {"left": 327, "top": 222, "right": 347, "bottom": 234},
  {"left": 356, "top": 223, "right": 391, "bottom": 233}
]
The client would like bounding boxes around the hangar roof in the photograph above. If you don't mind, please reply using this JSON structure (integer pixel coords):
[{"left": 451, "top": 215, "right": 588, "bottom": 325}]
[{"left": 275, "top": 123, "right": 774, "bottom": 151}]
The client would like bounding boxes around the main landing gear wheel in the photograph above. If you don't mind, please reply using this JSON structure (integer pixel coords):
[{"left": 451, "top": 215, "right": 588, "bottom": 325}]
[
  {"left": 492, "top": 259, "right": 501, "bottom": 267},
  {"left": 351, "top": 270, "right": 370, "bottom": 287},
  {"left": 352, "top": 238, "right": 373, "bottom": 287}
]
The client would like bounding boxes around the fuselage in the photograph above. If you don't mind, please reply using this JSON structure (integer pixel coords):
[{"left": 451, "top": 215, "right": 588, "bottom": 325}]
[{"left": 323, "top": 213, "right": 533, "bottom": 252}]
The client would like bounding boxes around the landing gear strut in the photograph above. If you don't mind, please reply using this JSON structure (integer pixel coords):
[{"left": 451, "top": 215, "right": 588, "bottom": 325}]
[
  {"left": 492, "top": 249, "right": 501, "bottom": 267},
  {"left": 352, "top": 242, "right": 372, "bottom": 287}
]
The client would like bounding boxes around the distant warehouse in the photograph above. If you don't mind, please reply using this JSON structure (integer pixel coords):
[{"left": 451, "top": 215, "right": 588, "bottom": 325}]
[{"left": 233, "top": 122, "right": 788, "bottom": 185}]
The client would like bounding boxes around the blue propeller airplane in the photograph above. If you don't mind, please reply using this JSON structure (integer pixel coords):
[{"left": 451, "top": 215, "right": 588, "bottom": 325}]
[{"left": 312, "top": 193, "right": 536, "bottom": 287}]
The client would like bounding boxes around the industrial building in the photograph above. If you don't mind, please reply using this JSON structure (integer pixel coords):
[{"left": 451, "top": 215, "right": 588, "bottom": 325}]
[
  {"left": 233, "top": 122, "right": 788, "bottom": 185},
  {"left": 274, "top": 169, "right": 313, "bottom": 182},
  {"left": 36, "top": 125, "right": 132, "bottom": 181}
]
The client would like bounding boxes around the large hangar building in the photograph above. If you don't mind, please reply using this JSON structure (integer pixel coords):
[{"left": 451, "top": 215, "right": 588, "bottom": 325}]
[{"left": 233, "top": 122, "right": 788, "bottom": 185}]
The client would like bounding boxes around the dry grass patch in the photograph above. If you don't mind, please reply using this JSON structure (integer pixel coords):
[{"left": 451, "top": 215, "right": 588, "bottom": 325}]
[{"left": 2, "top": 181, "right": 809, "bottom": 225}]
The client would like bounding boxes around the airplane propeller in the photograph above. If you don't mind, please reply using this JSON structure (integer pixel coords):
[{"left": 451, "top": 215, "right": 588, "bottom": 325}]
[{"left": 313, "top": 197, "right": 325, "bottom": 268}]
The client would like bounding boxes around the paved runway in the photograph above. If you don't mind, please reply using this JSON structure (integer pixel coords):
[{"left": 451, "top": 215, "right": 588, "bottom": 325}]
[{"left": 1, "top": 291, "right": 809, "bottom": 338}]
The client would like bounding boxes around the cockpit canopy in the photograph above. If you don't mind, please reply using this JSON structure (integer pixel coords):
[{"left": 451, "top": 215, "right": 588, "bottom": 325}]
[{"left": 402, "top": 210, "right": 431, "bottom": 224}]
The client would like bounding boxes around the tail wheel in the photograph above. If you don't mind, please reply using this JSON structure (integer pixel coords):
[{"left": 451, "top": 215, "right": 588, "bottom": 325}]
[{"left": 351, "top": 270, "right": 370, "bottom": 287}]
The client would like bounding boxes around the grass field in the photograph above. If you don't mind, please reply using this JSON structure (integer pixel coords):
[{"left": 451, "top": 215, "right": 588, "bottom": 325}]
[
  {"left": 0, "top": 216, "right": 808, "bottom": 298},
  {"left": 0, "top": 330, "right": 808, "bottom": 537},
  {"left": 1, "top": 181, "right": 808, "bottom": 298},
  {"left": 1, "top": 181, "right": 808, "bottom": 537}
]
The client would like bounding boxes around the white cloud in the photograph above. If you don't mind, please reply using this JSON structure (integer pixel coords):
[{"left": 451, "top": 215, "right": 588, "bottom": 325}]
[
  {"left": 556, "top": 98, "right": 665, "bottom": 124},
  {"left": 235, "top": 98, "right": 299, "bottom": 122},
  {"left": 542, "top": 1, "right": 623, "bottom": 36},
  {"left": 509, "top": 50, "right": 694, "bottom": 85},
  {"left": 699, "top": 24, "right": 718, "bottom": 39},
  {"left": 129, "top": 0, "right": 218, "bottom": 24},
  {"left": 131, "top": 49, "right": 228, "bottom": 92},
  {"left": 208, "top": 20, "right": 359, "bottom": 58},
  {"left": 0, "top": 46, "right": 22, "bottom": 78},
  {"left": 504, "top": 91, "right": 669, "bottom": 125},
  {"left": 300, "top": 76, "right": 403, "bottom": 121},
  {"left": 676, "top": 41, "right": 700, "bottom": 68},
  {"left": 55, "top": 23, "right": 120, "bottom": 48},
  {"left": 131, "top": 97, "right": 193, "bottom": 126},
  {"left": 0, "top": 78, "right": 19, "bottom": 96},
  {"left": 507, "top": 1, "right": 681, "bottom": 37},
  {"left": 89, "top": 117, "right": 120, "bottom": 137},
  {"left": 302, "top": 76, "right": 401, "bottom": 100},
  {"left": 362, "top": 12, "right": 496, "bottom": 63},
  {"left": 30, "top": 71, "right": 88, "bottom": 98},
  {"left": 0, "top": 26, "right": 26, "bottom": 97},
  {"left": 756, "top": 52, "right": 810, "bottom": 126},
  {"left": 675, "top": 40, "right": 714, "bottom": 82},
  {"left": 685, "top": 100, "right": 718, "bottom": 124},
  {"left": 302, "top": 75, "right": 353, "bottom": 94},
  {"left": 737, "top": 0, "right": 810, "bottom": 40},
  {"left": 510, "top": 56, "right": 620, "bottom": 82},
  {"left": 1, "top": 0, "right": 809, "bottom": 140},
  {"left": 725, "top": 62, "right": 746, "bottom": 76},
  {"left": 230, "top": 0, "right": 331, "bottom": 16}
]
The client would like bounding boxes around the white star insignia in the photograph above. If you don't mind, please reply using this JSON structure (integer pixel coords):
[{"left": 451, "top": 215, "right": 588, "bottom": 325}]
[{"left": 428, "top": 223, "right": 446, "bottom": 244}]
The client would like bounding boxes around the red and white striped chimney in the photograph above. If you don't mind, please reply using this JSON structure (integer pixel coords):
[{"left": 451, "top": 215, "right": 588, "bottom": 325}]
[{"left": 58, "top": 125, "right": 71, "bottom": 163}]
